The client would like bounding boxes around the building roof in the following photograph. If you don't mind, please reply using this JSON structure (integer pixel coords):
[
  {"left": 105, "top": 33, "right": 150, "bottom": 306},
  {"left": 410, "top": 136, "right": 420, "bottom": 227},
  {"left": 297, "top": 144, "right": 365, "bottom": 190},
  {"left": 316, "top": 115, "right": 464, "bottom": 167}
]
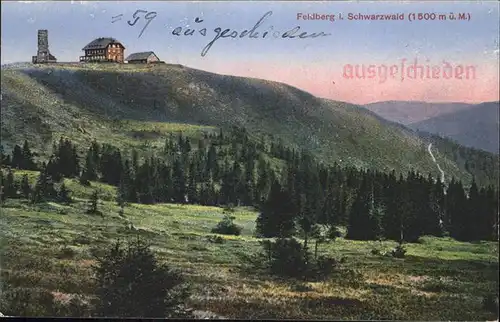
[
  {"left": 125, "top": 51, "right": 157, "bottom": 61},
  {"left": 82, "top": 37, "right": 124, "bottom": 50}
]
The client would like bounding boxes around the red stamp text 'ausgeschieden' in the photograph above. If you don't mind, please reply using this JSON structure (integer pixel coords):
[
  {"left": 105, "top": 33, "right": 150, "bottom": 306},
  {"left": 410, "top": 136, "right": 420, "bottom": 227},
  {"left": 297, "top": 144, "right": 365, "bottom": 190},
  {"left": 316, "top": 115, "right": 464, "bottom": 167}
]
[{"left": 342, "top": 59, "right": 476, "bottom": 83}]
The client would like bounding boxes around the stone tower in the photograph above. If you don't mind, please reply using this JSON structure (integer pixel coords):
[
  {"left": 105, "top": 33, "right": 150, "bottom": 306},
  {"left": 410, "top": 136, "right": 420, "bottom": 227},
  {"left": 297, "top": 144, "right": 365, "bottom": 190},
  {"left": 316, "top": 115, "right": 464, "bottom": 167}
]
[{"left": 32, "top": 29, "right": 57, "bottom": 63}]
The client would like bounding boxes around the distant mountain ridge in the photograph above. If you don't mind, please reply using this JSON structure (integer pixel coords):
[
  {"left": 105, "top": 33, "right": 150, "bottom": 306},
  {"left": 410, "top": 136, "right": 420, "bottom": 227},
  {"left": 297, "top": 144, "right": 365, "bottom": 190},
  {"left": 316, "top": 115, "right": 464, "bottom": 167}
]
[
  {"left": 408, "top": 101, "right": 499, "bottom": 154},
  {"left": 364, "top": 101, "right": 475, "bottom": 125}
]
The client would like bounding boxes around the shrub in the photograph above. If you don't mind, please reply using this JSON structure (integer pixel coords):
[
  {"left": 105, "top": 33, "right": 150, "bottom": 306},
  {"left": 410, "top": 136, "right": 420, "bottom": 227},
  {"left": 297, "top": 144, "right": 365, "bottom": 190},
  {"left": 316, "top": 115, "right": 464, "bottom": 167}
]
[
  {"left": 260, "top": 238, "right": 342, "bottom": 280},
  {"left": 391, "top": 243, "right": 407, "bottom": 258},
  {"left": 73, "top": 235, "right": 92, "bottom": 245},
  {"left": 222, "top": 204, "right": 235, "bottom": 213},
  {"left": 290, "top": 283, "right": 314, "bottom": 292},
  {"left": 0, "top": 287, "right": 56, "bottom": 316},
  {"left": 327, "top": 226, "right": 343, "bottom": 240},
  {"left": 206, "top": 235, "right": 225, "bottom": 244},
  {"left": 482, "top": 294, "right": 499, "bottom": 314},
  {"left": 262, "top": 238, "right": 308, "bottom": 278},
  {"left": 419, "top": 279, "right": 459, "bottom": 293},
  {"left": 50, "top": 294, "right": 92, "bottom": 317},
  {"left": 314, "top": 255, "right": 338, "bottom": 279},
  {"left": 57, "top": 247, "right": 76, "bottom": 259},
  {"left": 118, "top": 205, "right": 125, "bottom": 218},
  {"left": 57, "top": 183, "right": 72, "bottom": 204},
  {"left": 79, "top": 174, "right": 90, "bottom": 186},
  {"left": 92, "top": 238, "right": 191, "bottom": 318},
  {"left": 211, "top": 215, "right": 242, "bottom": 236},
  {"left": 331, "top": 268, "right": 364, "bottom": 288}
]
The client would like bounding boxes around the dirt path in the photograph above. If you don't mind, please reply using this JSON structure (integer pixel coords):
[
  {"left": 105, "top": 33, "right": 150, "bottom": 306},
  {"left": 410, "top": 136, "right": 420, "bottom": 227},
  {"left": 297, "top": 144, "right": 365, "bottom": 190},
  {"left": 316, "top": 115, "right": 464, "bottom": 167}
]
[{"left": 428, "top": 143, "right": 445, "bottom": 184}]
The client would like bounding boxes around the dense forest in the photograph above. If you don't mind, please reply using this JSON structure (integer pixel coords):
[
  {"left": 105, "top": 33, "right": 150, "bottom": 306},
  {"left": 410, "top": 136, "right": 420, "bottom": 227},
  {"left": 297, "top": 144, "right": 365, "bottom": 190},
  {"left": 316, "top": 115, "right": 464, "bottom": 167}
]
[{"left": 1, "top": 126, "right": 498, "bottom": 243}]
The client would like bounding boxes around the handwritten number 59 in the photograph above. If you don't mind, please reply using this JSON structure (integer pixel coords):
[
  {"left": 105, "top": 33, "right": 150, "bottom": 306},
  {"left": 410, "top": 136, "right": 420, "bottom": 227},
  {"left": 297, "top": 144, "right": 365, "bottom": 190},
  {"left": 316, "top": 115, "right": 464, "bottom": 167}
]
[
  {"left": 127, "top": 10, "right": 157, "bottom": 38},
  {"left": 127, "top": 9, "right": 147, "bottom": 26}
]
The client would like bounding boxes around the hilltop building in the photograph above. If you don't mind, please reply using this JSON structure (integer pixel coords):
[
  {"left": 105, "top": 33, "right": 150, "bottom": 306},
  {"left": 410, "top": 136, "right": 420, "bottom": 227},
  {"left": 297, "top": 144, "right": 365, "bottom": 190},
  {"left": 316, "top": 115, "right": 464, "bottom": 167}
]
[
  {"left": 125, "top": 51, "right": 162, "bottom": 64},
  {"left": 32, "top": 30, "right": 57, "bottom": 64},
  {"left": 80, "top": 37, "right": 125, "bottom": 63}
]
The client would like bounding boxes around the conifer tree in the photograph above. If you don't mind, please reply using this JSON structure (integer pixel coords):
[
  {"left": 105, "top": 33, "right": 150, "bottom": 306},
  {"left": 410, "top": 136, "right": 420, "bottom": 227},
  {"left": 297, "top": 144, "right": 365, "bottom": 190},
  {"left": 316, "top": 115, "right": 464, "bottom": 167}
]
[
  {"left": 82, "top": 147, "right": 98, "bottom": 182},
  {"left": 20, "top": 174, "right": 31, "bottom": 199},
  {"left": 87, "top": 190, "right": 100, "bottom": 214},
  {"left": 187, "top": 162, "right": 198, "bottom": 204},
  {"left": 242, "top": 158, "right": 255, "bottom": 205},
  {"left": 4, "top": 169, "right": 17, "bottom": 199},
  {"left": 206, "top": 145, "right": 218, "bottom": 179},
  {"left": 346, "top": 175, "right": 381, "bottom": 240},
  {"left": 117, "top": 178, "right": 127, "bottom": 207},
  {"left": 297, "top": 202, "right": 316, "bottom": 265},
  {"left": 183, "top": 137, "right": 191, "bottom": 154},
  {"left": 414, "top": 174, "right": 439, "bottom": 237},
  {"left": 428, "top": 176, "right": 446, "bottom": 236},
  {"left": 0, "top": 145, "right": 9, "bottom": 167},
  {"left": 255, "top": 180, "right": 296, "bottom": 238},
  {"left": 46, "top": 157, "right": 63, "bottom": 182},
  {"left": 79, "top": 170, "right": 91, "bottom": 186},
  {"left": 486, "top": 186, "right": 499, "bottom": 241},
  {"left": 149, "top": 157, "right": 161, "bottom": 203},
  {"left": 255, "top": 157, "right": 270, "bottom": 205},
  {"left": 131, "top": 149, "right": 139, "bottom": 178},
  {"left": 22, "top": 140, "right": 37, "bottom": 170},
  {"left": 55, "top": 138, "right": 72, "bottom": 177},
  {"left": 172, "top": 158, "right": 186, "bottom": 203},
  {"left": 52, "top": 137, "right": 80, "bottom": 177},
  {"left": 446, "top": 179, "right": 469, "bottom": 240},
  {"left": 136, "top": 158, "right": 154, "bottom": 204},
  {"left": 474, "top": 187, "right": 493, "bottom": 241},
  {"left": 321, "top": 189, "right": 337, "bottom": 227},
  {"left": 162, "top": 166, "right": 173, "bottom": 203},
  {"left": 11, "top": 145, "right": 23, "bottom": 169},
  {"left": 72, "top": 146, "right": 81, "bottom": 177},
  {"left": 32, "top": 164, "right": 57, "bottom": 203},
  {"left": 0, "top": 170, "right": 4, "bottom": 202},
  {"left": 120, "top": 159, "right": 137, "bottom": 203},
  {"left": 58, "top": 182, "right": 72, "bottom": 204},
  {"left": 220, "top": 160, "right": 237, "bottom": 205},
  {"left": 465, "top": 178, "right": 481, "bottom": 240}
]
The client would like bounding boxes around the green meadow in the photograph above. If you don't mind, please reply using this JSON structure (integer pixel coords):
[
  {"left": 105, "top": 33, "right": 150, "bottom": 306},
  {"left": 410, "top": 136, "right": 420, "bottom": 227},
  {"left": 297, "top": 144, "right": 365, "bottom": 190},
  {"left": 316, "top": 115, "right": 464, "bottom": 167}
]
[{"left": 1, "top": 170, "right": 498, "bottom": 320}]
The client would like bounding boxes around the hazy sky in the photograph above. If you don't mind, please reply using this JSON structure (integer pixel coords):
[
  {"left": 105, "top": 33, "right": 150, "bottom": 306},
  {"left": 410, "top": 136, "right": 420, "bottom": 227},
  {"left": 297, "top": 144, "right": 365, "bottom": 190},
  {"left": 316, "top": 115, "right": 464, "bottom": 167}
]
[{"left": 2, "top": 1, "right": 499, "bottom": 104}]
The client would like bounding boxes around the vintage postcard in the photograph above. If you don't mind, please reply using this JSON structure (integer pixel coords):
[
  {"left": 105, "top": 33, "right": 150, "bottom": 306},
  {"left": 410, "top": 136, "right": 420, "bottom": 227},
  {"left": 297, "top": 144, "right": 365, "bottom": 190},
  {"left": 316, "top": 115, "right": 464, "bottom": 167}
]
[{"left": 1, "top": 0, "right": 499, "bottom": 320}]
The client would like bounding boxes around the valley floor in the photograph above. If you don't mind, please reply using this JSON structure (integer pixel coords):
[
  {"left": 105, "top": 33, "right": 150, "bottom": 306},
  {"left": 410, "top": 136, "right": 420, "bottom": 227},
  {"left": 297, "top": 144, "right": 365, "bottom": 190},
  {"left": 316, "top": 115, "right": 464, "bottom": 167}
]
[{"left": 1, "top": 174, "right": 498, "bottom": 320}]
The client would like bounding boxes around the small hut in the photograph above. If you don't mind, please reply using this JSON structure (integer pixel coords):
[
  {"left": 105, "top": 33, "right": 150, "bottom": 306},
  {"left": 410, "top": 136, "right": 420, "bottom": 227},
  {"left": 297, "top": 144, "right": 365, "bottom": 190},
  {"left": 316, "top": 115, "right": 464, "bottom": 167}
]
[{"left": 125, "top": 51, "right": 161, "bottom": 64}]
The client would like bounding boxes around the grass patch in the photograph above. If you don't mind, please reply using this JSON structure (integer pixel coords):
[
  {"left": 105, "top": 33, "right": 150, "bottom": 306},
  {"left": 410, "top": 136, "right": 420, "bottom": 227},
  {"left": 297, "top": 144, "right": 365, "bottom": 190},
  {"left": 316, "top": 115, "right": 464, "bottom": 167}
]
[{"left": 0, "top": 191, "right": 498, "bottom": 320}]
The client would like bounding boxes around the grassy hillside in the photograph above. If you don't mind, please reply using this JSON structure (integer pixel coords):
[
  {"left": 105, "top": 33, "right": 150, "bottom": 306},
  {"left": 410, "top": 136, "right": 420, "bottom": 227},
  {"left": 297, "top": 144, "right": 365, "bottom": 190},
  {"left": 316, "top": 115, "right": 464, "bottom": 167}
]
[
  {"left": 1, "top": 63, "right": 476, "bottom": 185},
  {"left": 1, "top": 170, "right": 498, "bottom": 319}
]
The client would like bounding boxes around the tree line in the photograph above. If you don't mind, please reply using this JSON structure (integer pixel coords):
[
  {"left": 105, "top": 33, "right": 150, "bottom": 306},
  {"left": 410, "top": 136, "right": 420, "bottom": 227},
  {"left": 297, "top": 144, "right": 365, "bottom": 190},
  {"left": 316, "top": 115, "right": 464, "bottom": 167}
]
[{"left": 1, "top": 127, "right": 498, "bottom": 243}]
